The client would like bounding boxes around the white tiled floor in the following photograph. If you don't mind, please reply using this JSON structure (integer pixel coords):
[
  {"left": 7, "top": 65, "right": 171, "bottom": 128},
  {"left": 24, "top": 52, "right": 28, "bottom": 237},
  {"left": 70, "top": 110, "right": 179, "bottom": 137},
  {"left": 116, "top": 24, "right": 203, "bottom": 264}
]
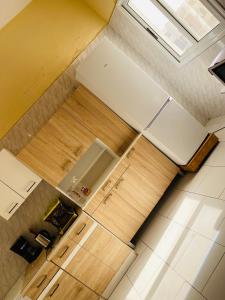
[{"left": 110, "top": 138, "right": 225, "bottom": 300}]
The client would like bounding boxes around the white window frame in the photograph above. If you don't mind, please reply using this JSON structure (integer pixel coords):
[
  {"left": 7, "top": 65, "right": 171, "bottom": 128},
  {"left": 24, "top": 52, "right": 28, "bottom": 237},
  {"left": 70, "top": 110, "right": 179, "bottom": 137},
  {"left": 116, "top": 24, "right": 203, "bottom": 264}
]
[{"left": 121, "top": 0, "right": 225, "bottom": 64}]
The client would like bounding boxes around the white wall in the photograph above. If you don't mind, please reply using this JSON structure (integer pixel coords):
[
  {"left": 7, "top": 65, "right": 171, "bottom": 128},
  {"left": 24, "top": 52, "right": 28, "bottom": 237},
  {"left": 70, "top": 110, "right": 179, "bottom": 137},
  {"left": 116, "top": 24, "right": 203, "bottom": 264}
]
[
  {"left": 109, "top": 6, "right": 225, "bottom": 125},
  {"left": 0, "top": 0, "right": 31, "bottom": 30}
]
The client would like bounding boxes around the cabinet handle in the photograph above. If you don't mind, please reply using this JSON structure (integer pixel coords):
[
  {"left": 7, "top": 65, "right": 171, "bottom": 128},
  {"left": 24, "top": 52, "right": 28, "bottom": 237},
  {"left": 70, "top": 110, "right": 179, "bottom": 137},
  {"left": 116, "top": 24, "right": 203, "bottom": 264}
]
[
  {"left": 74, "top": 146, "right": 83, "bottom": 157},
  {"left": 58, "top": 245, "right": 69, "bottom": 258},
  {"left": 102, "top": 179, "right": 111, "bottom": 191},
  {"left": 8, "top": 203, "right": 18, "bottom": 214},
  {"left": 76, "top": 223, "right": 87, "bottom": 235},
  {"left": 36, "top": 274, "right": 47, "bottom": 288},
  {"left": 26, "top": 181, "right": 36, "bottom": 192},
  {"left": 115, "top": 178, "right": 124, "bottom": 190},
  {"left": 104, "top": 193, "right": 112, "bottom": 205},
  {"left": 48, "top": 283, "right": 60, "bottom": 297},
  {"left": 61, "top": 160, "right": 72, "bottom": 171},
  {"left": 126, "top": 147, "right": 135, "bottom": 159}
]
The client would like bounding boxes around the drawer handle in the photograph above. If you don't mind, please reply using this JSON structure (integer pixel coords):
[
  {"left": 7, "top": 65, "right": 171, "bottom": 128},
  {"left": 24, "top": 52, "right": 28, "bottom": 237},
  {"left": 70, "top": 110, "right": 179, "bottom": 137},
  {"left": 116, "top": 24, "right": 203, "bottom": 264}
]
[
  {"left": 104, "top": 193, "right": 112, "bottom": 205},
  {"left": 115, "top": 178, "right": 124, "bottom": 190},
  {"left": 36, "top": 274, "right": 47, "bottom": 288},
  {"left": 62, "top": 160, "right": 72, "bottom": 171},
  {"left": 126, "top": 147, "right": 135, "bottom": 159},
  {"left": 26, "top": 181, "right": 36, "bottom": 192},
  {"left": 102, "top": 179, "right": 111, "bottom": 191},
  {"left": 58, "top": 245, "right": 69, "bottom": 258},
  {"left": 76, "top": 223, "right": 87, "bottom": 235},
  {"left": 49, "top": 283, "right": 60, "bottom": 297},
  {"left": 74, "top": 146, "right": 83, "bottom": 157},
  {"left": 8, "top": 203, "right": 19, "bottom": 214}
]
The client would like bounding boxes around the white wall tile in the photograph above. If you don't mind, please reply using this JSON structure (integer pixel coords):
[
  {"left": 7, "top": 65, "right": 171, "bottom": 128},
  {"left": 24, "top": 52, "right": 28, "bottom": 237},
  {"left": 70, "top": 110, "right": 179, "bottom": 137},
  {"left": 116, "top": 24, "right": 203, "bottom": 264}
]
[{"left": 175, "top": 235, "right": 225, "bottom": 291}]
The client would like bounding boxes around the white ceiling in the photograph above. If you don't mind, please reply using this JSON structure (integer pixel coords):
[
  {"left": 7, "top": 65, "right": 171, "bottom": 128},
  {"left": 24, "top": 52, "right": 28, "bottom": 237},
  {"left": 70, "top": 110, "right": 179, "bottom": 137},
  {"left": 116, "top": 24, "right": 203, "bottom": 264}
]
[{"left": 0, "top": 0, "right": 31, "bottom": 30}]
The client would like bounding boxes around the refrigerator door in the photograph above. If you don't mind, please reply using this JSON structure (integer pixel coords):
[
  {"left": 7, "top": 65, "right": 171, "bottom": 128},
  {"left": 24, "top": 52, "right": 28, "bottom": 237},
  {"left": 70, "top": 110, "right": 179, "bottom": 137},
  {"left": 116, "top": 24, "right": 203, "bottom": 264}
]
[
  {"left": 77, "top": 37, "right": 169, "bottom": 131},
  {"left": 144, "top": 99, "right": 208, "bottom": 165}
]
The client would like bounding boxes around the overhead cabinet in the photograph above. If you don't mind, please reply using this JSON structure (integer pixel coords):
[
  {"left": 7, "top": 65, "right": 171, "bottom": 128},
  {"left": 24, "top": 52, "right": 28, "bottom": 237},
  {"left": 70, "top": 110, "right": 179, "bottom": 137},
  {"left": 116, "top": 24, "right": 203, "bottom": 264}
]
[{"left": 0, "top": 149, "right": 41, "bottom": 220}]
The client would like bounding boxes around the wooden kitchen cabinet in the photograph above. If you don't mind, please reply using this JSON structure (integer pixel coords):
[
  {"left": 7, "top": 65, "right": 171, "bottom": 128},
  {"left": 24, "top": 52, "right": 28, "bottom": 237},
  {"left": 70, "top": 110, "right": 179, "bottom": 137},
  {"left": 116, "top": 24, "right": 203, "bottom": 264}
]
[
  {"left": 39, "top": 270, "right": 99, "bottom": 300},
  {"left": 18, "top": 85, "right": 136, "bottom": 186},
  {"left": 49, "top": 213, "right": 134, "bottom": 296},
  {"left": 92, "top": 136, "right": 179, "bottom": 243},
  {"left": 18, "top": 103, "right": 95, "bottom": 186},
  {"left": 22, "top": 261, "right": 59, "bottom": 300},
  {"left": 63, "top": 85, "right": 137, "bottom": 156}
]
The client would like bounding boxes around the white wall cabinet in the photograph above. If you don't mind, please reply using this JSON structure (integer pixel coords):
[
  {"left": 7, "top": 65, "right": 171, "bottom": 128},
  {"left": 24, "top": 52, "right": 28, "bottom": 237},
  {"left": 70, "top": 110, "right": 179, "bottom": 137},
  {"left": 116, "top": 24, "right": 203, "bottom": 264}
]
[{"left": 0, "top": 149, "right": 41, "bottom": 220}]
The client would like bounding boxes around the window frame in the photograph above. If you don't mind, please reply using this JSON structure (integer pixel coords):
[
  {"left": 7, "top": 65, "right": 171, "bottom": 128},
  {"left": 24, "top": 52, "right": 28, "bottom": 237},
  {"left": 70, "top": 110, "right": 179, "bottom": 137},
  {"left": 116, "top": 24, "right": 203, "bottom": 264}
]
[{"left": 121, "top": 0, "right": 225, "bottom": 63}]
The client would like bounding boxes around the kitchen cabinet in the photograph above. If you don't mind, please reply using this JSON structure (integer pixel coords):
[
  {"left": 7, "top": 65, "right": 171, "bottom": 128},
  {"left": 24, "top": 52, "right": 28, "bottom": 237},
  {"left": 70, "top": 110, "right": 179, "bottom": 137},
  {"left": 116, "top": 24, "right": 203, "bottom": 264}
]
[
  {"left": 22, "top": 261, "right": 59, "bottom": 300},
  {"left": 91, "top": 136, "right": 179, "bottom": 243},
  {"left": 0, "top": 149, "right": 41, "bottom": 220},
  {"left": 48, "top": 213, "right": 134, "bottom": 296},
  {"left": 62, "top": 85, "right": 137, "bottom": 156},
  {"left": 18, "top": 86, "right": 136, "bottom": 187},
  {"left": 38, "top": 270, "right": 99, "bottom": 300},
  {"left": 0, "top": 149, "right": 41, "bottom": 199}
]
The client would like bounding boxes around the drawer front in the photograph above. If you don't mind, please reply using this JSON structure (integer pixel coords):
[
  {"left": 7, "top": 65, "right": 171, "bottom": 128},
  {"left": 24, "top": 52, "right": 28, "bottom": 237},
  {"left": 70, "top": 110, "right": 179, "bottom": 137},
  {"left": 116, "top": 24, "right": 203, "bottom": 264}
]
[
  {"left": 68, "top": 213, "right": 94, "bottom": 244},
  {"left": 84, "top": 158, "right": 130, "bottom": 215},
  {"left": 22, "top": 262, "right": 59, "bottom": 300},
  {"left": 49, "top": 239, "right": 78, "bottom": 267},
  {"left": 38, "top": 270, "right": 99, "bottom": 300},
  {"left": 82, "top": 225, "right": 133, "bottom": 272}
]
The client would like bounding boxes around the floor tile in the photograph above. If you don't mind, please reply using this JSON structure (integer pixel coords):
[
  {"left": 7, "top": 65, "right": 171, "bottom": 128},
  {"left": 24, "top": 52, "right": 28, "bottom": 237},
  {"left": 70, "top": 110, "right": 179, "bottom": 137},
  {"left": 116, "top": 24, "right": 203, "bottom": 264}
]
[
  {"left": 215, "top": 128, "right": 225, "bottom": 142},
  {"left": 219, "top": 188, "right": 225, "bottom": 200},
  {"left": 135, "top": 240, "right": 148, "bottom": 256},
  {"left": 159, "top": 189, "right": 187, "bottom": 218},
  {"left": 203, "top": 254, "right": 225, "bottom": 300},
  {"left": 142, "top": 266, "right": 184, "bottom": 300},
  {"left": 109, "top": 275, "right": 140, "bottom": 300},
  {"left": 174, "top": 235, "right": 225, "bottom": 291},
  {"left": 215, "top": 218, "right": 225, "bottom": 246},
  {"left": 175, "top": 282, "right": 205, "bottom": 300},
  {"left": 175, "top": 172, "right": 205, "bottom": 193},
  {"left": 127, "top": 247, "right": 165, "bottom": 295},
  {"left": 194, "top": 166, "right": 225, "bottom": 198},
  {"left": 189, "top": 195, "right": 225, "bottom": 240},
  {"left": 205, "top": 142, "right": 225, "bottom": 167},
  {"left": 141, "top": 215, "right": 171, "bottom": 250}
]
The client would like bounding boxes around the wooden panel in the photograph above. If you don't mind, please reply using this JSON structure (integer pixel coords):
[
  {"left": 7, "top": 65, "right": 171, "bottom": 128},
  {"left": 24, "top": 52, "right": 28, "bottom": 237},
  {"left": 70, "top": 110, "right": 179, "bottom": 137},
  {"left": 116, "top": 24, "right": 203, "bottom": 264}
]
[
  {"left": 18, "top": 104, "right": 95, "bottom": 186},
  {"left": 82, "top": 225, "right": 132, "bottom": 271},
  {"left": 23, "top": 262, "right": 59, "bottom": 300},
  {"left": 92, "top": 191, "right": 145, "bottom": 243},
  {"left": 50, "top": 238, "right": 78, "bottom": 267},
  {"left": 64, "top": 247, "right": 115, "bottom": 295},
  {"left": 181, "top": 133, "right": 218, "bottom": 172},
  {"left": 68, "top": 213, "right": 94, "bottom": 244},
  {"left": 84, "top": 158, "right": 129, "bottom": 214},
  {"left": 63, "top": 85, "right": 137, "bottom": 156},
  {"left": 43, "top": 271, "right": 99, "bottom": 300}
]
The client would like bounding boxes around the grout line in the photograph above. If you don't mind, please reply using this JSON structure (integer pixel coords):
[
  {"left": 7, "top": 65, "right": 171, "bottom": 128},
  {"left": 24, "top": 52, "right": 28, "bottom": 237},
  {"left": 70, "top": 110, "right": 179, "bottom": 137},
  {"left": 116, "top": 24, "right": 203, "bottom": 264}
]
[{"left": 174, "top": 187, "right": 225, "bottom": 202}]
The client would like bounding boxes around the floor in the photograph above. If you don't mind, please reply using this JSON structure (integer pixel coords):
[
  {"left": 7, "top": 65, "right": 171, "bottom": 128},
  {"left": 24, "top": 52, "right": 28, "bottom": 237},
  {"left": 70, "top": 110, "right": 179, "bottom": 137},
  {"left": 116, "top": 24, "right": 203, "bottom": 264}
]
[{"left": 110, "top": 129, "right": 225, "bottom": 300}]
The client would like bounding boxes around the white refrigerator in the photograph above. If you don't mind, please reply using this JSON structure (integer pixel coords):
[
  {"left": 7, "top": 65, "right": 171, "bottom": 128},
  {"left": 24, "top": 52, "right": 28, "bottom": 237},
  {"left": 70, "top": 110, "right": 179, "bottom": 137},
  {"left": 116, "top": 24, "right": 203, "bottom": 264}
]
[{"left": 76, "top": 37, "right": 208, "bottom": 166}]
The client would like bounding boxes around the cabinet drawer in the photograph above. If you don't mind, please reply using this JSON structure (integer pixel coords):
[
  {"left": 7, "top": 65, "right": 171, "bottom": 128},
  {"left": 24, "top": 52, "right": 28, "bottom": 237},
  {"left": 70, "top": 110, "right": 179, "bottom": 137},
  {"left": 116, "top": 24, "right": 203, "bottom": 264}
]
[
  {"left": 84, "top": 158, "right": 130, "bottom": 215},
  {"left": 38, "top": 270, "right": 99, "bottom": 300},
  {"left": 49, "top": 239, "right": 77, "bottom": 267},
  {"left": 68, "top": 213, "right": 94, "bottom": 244},
  {"left": 22, "top": 262, "right": 58, "bottom": 300}
]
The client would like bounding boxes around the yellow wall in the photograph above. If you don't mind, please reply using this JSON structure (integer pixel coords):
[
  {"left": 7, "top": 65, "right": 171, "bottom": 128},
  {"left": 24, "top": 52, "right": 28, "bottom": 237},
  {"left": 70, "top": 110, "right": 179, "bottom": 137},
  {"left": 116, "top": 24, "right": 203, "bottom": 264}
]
[
  {"left": 0, "top": 0, "right": 114, "bottom": 139},
  {"left": 84, "top": 0, "right": 117, "bottom": 21}
]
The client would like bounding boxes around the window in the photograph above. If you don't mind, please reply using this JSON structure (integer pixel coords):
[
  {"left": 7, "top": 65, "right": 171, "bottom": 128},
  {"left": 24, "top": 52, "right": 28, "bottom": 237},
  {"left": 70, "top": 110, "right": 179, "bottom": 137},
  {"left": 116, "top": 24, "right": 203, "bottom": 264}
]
[{"left": 122, "top": 0, "right": 225, "bottom": 63}]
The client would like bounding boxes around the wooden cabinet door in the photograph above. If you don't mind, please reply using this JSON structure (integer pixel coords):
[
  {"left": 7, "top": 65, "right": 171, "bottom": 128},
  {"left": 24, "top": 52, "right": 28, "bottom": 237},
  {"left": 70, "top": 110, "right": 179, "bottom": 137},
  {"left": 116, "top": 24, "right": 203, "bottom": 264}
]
[
  {"left": 92, "top": 190, "right": 145, "bottom": 243},
  {"left": 64, "top": 85, "right": 137, "bottom": 156},
  {"left": 22, "top": 262, "right": 59, "bottom": 300},
  {"left": 126, "top": 137, "right": 179, "bottom": 193},
  {"left": 41, "top": 270, "right": 99, "bottom": 300},
  {"left": 18, "top": 105, "right": 95, "bottom": 186}
]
